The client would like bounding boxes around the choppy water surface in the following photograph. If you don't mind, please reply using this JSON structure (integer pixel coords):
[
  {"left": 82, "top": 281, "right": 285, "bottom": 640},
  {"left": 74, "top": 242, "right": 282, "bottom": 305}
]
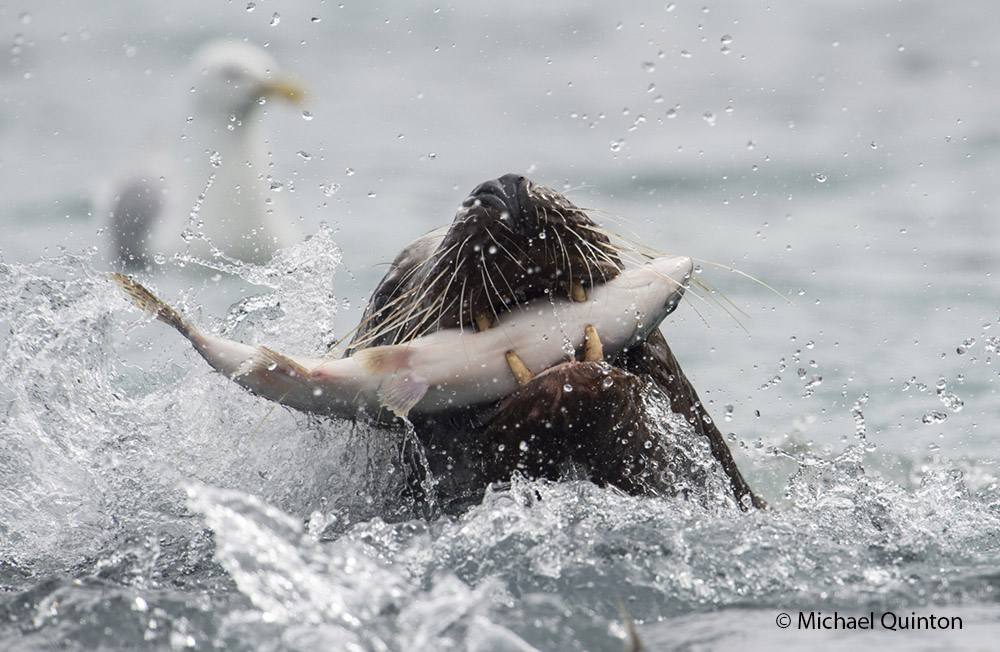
[{"left": 3, "top": 1, "right": 1000, "bottom": 650}]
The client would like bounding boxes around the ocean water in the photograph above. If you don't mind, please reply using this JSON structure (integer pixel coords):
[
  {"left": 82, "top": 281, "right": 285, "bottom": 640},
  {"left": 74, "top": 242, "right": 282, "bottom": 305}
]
[{"left": 2, "top": 1, "right": 1000, "bottom": 650}]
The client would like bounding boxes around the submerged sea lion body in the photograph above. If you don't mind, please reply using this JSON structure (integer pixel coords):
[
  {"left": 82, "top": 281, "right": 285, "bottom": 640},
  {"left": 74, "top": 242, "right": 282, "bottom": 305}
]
[{"left": 353, "top": 174, "right": 764, "bottom": 511}]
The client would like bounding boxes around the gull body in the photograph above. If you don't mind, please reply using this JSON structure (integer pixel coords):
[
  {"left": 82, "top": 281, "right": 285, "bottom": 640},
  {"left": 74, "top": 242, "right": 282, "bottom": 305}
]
[{"left": 103, "top": 40, "right": 305, "bottom": 269}]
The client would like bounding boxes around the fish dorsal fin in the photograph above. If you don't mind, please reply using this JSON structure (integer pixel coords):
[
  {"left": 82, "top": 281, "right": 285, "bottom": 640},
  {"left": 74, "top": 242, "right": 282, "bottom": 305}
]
[
  {"left": 247, "top": 346, "right": 312, "bottom": 378},
  {"left": 352, "top": 345, "right": 410, "bottom": 374},
  {"left": 353, "top": 345, "right": 428, "bottom": 418}
]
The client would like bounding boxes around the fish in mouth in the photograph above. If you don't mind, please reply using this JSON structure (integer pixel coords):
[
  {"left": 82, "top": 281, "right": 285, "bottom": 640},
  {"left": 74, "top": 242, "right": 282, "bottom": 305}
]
[
  {"left": 112, "top": 255, "right": 692, "bottom": 420},
  {"left": 114, "top": 173, "right": 764, "bottom": 513}
]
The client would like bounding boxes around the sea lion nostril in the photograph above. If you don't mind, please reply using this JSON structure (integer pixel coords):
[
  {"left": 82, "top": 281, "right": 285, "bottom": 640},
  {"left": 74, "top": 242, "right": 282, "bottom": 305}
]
[{"left": 468, "top": 174, "right": 529, "bottom": 218}]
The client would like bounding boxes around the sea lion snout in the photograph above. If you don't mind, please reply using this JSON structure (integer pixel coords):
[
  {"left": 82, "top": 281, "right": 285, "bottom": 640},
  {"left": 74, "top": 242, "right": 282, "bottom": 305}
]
[{"left": 463, "top": 173, "right": 535, "bottom": 231}]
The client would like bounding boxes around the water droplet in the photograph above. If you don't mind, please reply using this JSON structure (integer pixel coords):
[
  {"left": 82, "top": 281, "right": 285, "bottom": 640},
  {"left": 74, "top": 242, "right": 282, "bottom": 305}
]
[
  {"left": 297, "top": 150, "right": 311, "bottom": 160},
  {"left": 208, "top": 151, "right": 222, "bottom": 167},
  {"left": 680, "top": 50, "right": 693, "bottom": 58},
  {"left": 609, "top": 139, "right": 624, "bottom": 152},
  {"left": 538, "top": 231, "right": 547, "bottom": 240},
  {"left": 270, "top": 12, "right": 281, "bottom": 26},
  {"left": 345, "top": 168, "right": 356, "bottom": 176},
  {"left": 723, "top": 404, "right": 734, "bottom": 422},
  {"left": 702, "top": 111, "right": 716, "bottom": 126},
  {"left": 311, "top": 16, "right": 322, "bottom": 23},
  {"left": 245, "top": 2, "right": 255, "bottom": 12},
  {"left": 367, "top": 190, "right": 376, "bottom": 198},
  {"left": 301, "top": 111, "right": 314, "bottom": 121},
  {"left": 721, "top": 34, "right": 733, "bottom": 45},
  {"left": 665, "top": 2, "right": 676, "bottom": 12},
  {"left": 269, "top": 180, "right": 284, "bottom": 192},
  {"left": 921, "top": 410, "right": 947, "bottom": 424},
  {"left": 813, "top": 172, "right": 827, "bottom": 183},
  {"left": 939, "top": 391, "right": 964, "bottom": 413},
  {"left": 563, "top": 383, "right": 574, "bottom": 393},
  {"left": 601, "top": 376, "right": 614, "bottom": 389}
]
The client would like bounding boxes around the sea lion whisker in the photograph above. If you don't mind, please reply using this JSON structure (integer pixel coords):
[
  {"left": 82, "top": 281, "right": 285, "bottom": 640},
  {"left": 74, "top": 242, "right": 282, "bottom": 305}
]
[
  {"left": 349, "top": 279, "right": 454, "bottom": 351},
  {"left": 388, "top": 293, "right": 451, "bottom": 345},
  {"left": 690, "top": 257, "right": 790, "bottom": 303},
  {"left": 483, "top": 227, "right": 529, "bottom": 273},
  {"left": 354, "top": 284, "right": 438, "bottom": 347},
  {"left": 686, "top": 277, "right": 750, "bottom": 332},
  {"left": 552, "top": 228, "right": 578, "bottom": 291},
  {"left": 478, "top": 253, "right": 505, "bottom": 327},
  {"left": 575, "top": 222, "right": 655, "bottom": 253},
  {"left": 653, "top": 273, "right": 746, "bottom": 333},
  {"left": 390, "top": 239, "right": 460, "bottom": 294},
  {"left": 579, "top": 207, "right": 648, "bottom": 241},
  {"left": 575, "top": 238, "right": 624, "bottom": 273},
  {"left": 571, "top": 242, "right": 601, "bottom": 290},
  {"left": 689, "top": 275, "right": 750, "bottom": 320},
  {"left": 488, "top": 257, "right": 521, "bottom": 311}
]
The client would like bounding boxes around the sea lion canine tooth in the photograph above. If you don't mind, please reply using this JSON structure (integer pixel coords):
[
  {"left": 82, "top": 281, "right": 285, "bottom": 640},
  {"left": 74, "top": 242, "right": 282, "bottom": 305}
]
[{"left": 111, "top": 255, "right": 692, "bottom": 420}]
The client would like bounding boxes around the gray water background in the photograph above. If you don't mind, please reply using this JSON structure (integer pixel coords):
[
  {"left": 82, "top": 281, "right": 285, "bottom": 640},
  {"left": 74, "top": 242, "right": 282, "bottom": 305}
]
[{"left": 2, "top": 1, "right": 1000, "bottom": 650}]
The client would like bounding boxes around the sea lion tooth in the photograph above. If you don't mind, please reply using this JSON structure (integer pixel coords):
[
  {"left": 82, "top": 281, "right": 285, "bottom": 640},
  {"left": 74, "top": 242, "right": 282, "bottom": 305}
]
[
  {"left": 571, "top": 282, "right": 587, "bottom": 303},
  {"left": 505, "top": 350, "right": 535, "bottom": 386},
  {"left": 583, "top": 324, "right": 603, "bottom": 361},
  {"left": 474, "top": 311, "right": 493, "bottom": 331}
]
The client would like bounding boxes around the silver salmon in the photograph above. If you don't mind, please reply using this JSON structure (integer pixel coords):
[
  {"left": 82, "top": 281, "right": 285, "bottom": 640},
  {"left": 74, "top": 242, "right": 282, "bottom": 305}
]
[{"left": 112, "top": 255, "right": 692, "bottom": 419}]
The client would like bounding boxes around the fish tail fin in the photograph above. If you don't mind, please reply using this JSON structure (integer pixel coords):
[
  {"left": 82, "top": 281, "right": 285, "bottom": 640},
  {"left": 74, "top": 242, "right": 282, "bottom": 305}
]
[
  {"left": 110, "top": 272, "right": 192, "bottom": 337},
  {"left": 353, "top": 345, "right": 429, "bottom": 418}
]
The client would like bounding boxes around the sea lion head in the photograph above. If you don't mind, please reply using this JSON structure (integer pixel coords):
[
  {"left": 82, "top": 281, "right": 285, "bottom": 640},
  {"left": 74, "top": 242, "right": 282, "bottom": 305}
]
[
  {"left": 350, "top": 173, "right": 624, "bottom": 350},
  {"left": 347, "top": 173, "right": 764, "bottom": 511}
]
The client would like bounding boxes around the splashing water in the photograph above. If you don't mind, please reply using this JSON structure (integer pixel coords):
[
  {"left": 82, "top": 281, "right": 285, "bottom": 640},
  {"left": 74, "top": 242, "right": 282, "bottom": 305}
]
[{"left": 2, "top": 237, "right": 1000, "bottom": 651}]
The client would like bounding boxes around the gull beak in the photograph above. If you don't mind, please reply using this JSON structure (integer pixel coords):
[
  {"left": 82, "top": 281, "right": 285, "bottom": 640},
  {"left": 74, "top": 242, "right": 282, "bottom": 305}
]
[{"left": 261, "top": 76, "right": 307, "bottom": 104}]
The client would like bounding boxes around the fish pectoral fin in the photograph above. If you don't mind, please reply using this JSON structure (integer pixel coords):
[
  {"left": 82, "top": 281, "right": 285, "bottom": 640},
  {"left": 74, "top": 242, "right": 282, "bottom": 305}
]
[
  {"left": 245, "top": 345, "right": 313, "bottom": 379},
  {"left": 379, "top": 374, "right": 430, "bottom": 419},
  {"left": 352, "top": 345, "right": 427, "bottom": 418}
]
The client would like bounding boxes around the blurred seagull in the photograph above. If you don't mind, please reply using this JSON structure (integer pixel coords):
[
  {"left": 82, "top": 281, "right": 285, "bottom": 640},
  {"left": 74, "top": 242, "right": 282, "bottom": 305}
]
[{"left": 103, "top": 40, "right": 306, "bottom": 269}]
